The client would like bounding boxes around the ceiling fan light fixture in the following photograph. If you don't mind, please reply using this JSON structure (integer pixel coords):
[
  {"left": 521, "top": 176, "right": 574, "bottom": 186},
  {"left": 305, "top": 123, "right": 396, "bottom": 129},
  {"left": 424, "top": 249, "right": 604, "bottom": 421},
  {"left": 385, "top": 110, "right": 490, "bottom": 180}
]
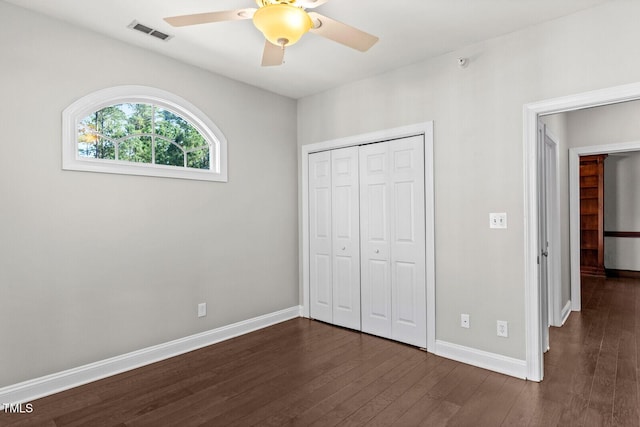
[{"left": 252, "top": 4, "right": 312, "bottom": 47}]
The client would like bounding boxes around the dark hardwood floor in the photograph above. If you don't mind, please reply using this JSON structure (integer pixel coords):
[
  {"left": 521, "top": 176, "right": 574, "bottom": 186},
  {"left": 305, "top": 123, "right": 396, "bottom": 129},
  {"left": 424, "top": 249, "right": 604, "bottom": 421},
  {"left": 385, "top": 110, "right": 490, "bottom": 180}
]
[{"left": 2, "top": 275, "right": 639, "bottom": 426}]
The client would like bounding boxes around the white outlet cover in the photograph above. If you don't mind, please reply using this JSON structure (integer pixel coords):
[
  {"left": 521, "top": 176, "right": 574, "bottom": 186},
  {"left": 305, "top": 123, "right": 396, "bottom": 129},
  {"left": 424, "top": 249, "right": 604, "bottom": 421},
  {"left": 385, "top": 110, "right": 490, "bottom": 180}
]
[
  {"left": 198, "top": 303, "right": 207, "bottom": 318},
  {"left": 461, "top": 313, "right": 470, "bottom": 328},
  {"left": 489, "top": 213, "right": 507, "bottom": 229},
  {"left": 497, "top": 320, "right": 508, "bottom": 337}
]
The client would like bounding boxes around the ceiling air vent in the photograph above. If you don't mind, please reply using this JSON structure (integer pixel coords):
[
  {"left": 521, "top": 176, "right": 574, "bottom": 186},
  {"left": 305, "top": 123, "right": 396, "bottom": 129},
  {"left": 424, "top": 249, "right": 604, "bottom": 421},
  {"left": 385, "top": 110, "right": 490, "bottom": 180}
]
[{"left": 128, "top": 20, "right": 173, "bottom": 41}]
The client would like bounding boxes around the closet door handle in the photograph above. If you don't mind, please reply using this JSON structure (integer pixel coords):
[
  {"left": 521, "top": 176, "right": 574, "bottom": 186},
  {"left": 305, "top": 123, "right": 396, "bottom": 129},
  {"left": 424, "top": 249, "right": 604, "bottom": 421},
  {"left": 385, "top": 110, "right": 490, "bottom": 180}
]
[
  {"left": 375, "top": 249, "right": 379, "bottom": 254},
  {"left": 342, "top": 246, "right": 346, "bottom": 251}
]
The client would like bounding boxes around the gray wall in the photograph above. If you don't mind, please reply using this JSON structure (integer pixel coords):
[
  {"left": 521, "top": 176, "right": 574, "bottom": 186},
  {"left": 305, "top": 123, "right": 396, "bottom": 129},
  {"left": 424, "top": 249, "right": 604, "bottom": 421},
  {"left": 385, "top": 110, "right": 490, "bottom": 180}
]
[
  {"left": 297, "top": 1, "right": 640, "bottom": 360},
  {"left": 604, "top": 153, "right": 640, "bottom": 270},
  {"left": 0, "top": 2, "right": 298, "bottom": 387}
]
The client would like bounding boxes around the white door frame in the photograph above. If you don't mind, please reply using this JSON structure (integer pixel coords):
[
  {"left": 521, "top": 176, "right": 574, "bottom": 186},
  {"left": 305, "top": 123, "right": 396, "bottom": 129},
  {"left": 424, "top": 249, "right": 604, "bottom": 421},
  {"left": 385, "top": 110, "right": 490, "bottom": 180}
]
[
  {"left": 523, "top": 82, "right": 640, "bottom": 381},
  {"left": 300, "top": 122, "right": 436, "bottom": 352}
]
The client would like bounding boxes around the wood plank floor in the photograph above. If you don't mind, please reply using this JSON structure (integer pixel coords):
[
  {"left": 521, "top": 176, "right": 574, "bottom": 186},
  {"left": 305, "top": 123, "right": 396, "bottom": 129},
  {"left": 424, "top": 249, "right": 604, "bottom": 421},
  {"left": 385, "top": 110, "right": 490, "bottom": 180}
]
[{"left": 2, "top": 275, "right": 639, "bottom": 426}]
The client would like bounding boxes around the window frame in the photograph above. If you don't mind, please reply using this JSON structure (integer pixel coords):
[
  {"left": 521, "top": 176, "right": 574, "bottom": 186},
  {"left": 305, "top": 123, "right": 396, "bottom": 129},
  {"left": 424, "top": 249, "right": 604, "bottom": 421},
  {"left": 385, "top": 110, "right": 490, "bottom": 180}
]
[{"left": 62, "top": 85, "right": 227, "bottom": 182}]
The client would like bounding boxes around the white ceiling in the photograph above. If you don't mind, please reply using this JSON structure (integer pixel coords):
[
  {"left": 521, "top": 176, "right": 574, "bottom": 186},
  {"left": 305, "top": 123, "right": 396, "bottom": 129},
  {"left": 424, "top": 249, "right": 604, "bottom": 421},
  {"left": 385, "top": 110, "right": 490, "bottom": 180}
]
[{"left": 5, "top": 0, "right": 613, "bottom": 99}]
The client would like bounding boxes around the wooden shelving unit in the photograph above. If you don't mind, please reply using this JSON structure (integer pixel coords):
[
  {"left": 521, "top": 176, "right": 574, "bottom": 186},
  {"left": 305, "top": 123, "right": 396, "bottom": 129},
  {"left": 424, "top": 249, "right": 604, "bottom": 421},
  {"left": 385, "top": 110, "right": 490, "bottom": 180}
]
[{"left": 580, "top": 154, "right": 607, "bottom": 276}]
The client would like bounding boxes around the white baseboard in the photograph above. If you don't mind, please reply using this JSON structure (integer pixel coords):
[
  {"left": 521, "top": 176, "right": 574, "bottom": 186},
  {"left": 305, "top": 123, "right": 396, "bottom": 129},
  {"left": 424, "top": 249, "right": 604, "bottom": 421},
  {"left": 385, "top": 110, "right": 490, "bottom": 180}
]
[
  {"left": 435, "top": 340, "right": 527, "bottom": 380},
  {"left": 0, "top": 305, "right": 302, "bottom": 405},
  {"left": 561, "top": 300, "right": 572, "bottom": 325}
]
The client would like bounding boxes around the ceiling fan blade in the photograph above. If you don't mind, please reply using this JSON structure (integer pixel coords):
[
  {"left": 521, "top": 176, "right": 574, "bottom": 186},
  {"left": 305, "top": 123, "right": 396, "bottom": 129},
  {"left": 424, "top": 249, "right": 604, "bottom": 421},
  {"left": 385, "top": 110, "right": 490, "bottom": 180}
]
[
  {"left": 308, "top": 12, "right": 378, "bottom": 52},
  {"left": 262, "top": 40, "right": 285, "bottom": 67},
  {"left": 164, "top": 8, "right": 256, "bottom": 27},
  {"left": 297, "top": 0, "right": 330, "bottom": 9}
]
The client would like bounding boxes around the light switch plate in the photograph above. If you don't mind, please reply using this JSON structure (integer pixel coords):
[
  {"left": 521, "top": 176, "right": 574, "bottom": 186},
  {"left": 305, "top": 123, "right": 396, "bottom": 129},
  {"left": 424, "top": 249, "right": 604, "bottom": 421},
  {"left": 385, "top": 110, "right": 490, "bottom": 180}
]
[{"left": 489, "top": 213, "right": 507, "bottom": 229}]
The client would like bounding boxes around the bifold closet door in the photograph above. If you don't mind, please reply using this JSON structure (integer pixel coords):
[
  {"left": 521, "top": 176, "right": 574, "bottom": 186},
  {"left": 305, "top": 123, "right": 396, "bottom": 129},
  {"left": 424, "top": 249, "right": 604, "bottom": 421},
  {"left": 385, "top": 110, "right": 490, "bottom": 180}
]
[
  {"left": 360, "top": 136, "right": 426, "bottom": 348},
  {"left": 309, "top": 150, "right": 332, "bottom": 323},
  {"left": 331, "top": 147, "right": 361, "bottom": 329},
  {"left": 309, "top": 147, "right": 360, "bottom": 329}
]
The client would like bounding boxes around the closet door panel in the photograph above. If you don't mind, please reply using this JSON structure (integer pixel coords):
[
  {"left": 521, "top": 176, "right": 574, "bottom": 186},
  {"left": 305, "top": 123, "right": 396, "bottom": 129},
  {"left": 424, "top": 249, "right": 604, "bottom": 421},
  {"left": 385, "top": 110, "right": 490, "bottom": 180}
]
[
  {"left": 395, "top": 261, "right": 417, "bottom": 324},
  {"left": 313, "top": 254, "right": 332, "bottom": 308},
  {"left": 309, "top": 151, "right": 333, "bottom": 323},
  {"left": 360, "top": 143, "right": 392, "bottom": 339},
  {"left": 368, "top": 259, "right": 391, "bottom": 320},
  {"left": 368, "top": 185, "right": 388, "bottom": 245},
  {"left": 390, "top": 136, "right": 426, "bottom": 348},
  {"left": 331, "top": 147, "right": 361, "bottom": 329}
]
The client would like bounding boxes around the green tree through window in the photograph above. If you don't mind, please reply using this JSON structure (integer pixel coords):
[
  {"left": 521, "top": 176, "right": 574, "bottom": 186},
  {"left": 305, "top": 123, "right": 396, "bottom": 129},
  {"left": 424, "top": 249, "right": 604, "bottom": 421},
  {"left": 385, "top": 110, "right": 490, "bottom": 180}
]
[{"left": 78, "top": 103, "right": 210, "bottom": 170}]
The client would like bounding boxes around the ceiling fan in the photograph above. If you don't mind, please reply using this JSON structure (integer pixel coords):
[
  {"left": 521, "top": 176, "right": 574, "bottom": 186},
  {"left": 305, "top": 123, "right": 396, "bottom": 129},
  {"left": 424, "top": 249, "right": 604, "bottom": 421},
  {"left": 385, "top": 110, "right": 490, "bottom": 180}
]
[{"left": 164, "top": 0, "right": 379, "bottom": 66}]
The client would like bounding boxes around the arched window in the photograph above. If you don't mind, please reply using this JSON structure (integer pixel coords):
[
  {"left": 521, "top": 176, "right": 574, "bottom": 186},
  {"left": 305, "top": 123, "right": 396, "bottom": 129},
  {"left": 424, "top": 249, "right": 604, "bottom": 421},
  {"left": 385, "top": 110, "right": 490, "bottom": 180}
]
[{"left": 62, "top": 86, "right": 227, "bottom": 182}]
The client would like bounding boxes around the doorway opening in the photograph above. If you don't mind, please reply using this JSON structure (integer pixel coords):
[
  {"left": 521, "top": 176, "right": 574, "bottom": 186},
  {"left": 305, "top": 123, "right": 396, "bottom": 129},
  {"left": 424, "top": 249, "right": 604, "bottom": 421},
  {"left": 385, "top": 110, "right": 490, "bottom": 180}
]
[
  {"left": 569, "top": 142, "right": 640, "bottom": 308},
  {"left": 524, "top": 82, "right": 640, "bottom": 381}
]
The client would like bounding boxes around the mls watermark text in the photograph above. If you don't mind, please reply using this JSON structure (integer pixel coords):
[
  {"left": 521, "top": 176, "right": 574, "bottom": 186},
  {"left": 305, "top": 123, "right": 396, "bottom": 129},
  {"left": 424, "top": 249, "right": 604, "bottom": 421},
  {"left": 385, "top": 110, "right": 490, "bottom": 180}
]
[{"left": 2, "top": 403, "right": 34, "bottom": 414}]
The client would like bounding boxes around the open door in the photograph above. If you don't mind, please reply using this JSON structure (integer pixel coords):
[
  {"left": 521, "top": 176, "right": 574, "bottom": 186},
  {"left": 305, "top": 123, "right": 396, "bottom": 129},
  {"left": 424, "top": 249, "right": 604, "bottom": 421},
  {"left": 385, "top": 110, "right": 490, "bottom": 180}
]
[{"left": 537, "top": 122, "right": 551, "bottom": 352}]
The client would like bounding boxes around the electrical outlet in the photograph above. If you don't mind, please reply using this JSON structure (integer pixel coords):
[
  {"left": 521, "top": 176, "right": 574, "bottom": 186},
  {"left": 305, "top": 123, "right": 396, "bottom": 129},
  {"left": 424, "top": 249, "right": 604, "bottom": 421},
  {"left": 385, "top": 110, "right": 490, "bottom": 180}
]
[
  {"left": 198, "top": 302, "right": 207, "bottom": 318},
  {"left": 489, "top": 213, "right": 507, "bottom": 229},
  {"left": 497, "top": 320, "right": 508, "bottom": 337},
  {"left": 461, "top": 314, "right": 470, "bottom": 329}
]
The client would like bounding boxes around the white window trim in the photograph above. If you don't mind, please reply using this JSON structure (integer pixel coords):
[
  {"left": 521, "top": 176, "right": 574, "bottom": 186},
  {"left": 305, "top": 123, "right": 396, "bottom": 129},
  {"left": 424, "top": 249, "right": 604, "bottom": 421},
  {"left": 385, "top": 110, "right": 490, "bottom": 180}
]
[{"left": 62, "top": 85, "right": 228, "bottom": 182}]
